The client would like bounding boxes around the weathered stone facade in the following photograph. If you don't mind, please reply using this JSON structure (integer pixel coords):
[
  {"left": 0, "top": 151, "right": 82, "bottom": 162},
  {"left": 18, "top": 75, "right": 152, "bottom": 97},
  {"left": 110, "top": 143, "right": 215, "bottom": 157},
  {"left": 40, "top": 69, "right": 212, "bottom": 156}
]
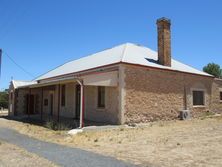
[
  {"left": 123, "top": 64, "right": 214, "bottom": 123},
  {"left": 8, "top": 64, "right": 222, "bottom": 125},
  {"left": 16, "top": 88, "right": 29, "bottom": 115},
  {"left": 85, "top": 86, "right": 119, "bottom": 124},
  {"left": 9, "top": 80, "right": 120, "bottom": 124},
  {"left": 211, "top": 79, "right": 222, "bottom": 113},
  {"left": 59, "top": 83, "right": 76, "bottom": 118}
]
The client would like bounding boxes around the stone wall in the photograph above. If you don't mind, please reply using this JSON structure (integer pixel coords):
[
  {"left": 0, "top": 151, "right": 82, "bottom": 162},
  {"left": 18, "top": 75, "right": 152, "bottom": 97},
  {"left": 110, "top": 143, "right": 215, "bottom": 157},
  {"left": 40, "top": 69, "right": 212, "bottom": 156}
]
[
  {"left": 16, "top": 88, "right": 29, "bottom": 115},
  {"left": 211, "top": 79, "right": 222, "bottom": 113},
  {"left": 84, "top": 86, "right": 119, "bottom": 124},
  {"left": 123, "top": 64, "right": 213, "bottom": 123},
  {"left": 14, "top": 88, "right": 42, "bottom": 115},
  {"left": 59, "top": 82, "right": 76, "bottom": 118}
]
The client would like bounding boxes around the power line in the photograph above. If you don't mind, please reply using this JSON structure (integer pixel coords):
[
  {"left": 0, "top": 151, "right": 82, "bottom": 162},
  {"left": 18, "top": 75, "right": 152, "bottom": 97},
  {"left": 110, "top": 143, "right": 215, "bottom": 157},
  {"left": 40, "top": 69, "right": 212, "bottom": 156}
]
[{"left": 2, "top": 50, "right": 35, "bottom": 78}]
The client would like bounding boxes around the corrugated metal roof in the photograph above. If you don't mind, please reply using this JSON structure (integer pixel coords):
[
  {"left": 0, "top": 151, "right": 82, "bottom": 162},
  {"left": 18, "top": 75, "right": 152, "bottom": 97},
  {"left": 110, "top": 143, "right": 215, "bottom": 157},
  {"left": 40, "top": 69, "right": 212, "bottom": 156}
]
[
  {"left": 35, "top": 43, "right": 211, "bottom": 81},
  {"left": 12, "top": 80, "right": 37, "bottom": 89}
]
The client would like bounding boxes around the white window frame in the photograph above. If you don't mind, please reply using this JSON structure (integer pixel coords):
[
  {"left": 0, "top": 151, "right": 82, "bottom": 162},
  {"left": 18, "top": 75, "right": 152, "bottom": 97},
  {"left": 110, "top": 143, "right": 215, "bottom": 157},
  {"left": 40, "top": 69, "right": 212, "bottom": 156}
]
[{"left": 191, "top": 88, "right": 206, "bottom": 107}]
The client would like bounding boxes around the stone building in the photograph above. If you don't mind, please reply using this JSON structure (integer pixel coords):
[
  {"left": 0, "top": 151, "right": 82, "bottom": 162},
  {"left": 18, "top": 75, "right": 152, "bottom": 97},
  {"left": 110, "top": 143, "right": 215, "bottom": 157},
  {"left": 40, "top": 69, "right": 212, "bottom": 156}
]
[{"left": 9, "top": 18, "right": 222, "bottom": 126}]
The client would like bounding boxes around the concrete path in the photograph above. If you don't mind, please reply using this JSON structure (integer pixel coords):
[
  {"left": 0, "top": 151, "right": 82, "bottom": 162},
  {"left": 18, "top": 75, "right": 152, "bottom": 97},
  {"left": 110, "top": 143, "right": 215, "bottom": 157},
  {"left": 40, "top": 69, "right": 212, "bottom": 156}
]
[{"left": 0, "top": 127, "right": 137, "bottom": 167}]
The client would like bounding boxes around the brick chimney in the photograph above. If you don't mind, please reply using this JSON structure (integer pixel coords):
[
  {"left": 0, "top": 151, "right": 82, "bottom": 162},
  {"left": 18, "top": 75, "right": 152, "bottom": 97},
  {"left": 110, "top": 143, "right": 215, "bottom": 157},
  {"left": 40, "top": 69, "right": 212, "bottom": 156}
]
[{"left": 156, "top": 17, "right": 171, "bottom": 66}]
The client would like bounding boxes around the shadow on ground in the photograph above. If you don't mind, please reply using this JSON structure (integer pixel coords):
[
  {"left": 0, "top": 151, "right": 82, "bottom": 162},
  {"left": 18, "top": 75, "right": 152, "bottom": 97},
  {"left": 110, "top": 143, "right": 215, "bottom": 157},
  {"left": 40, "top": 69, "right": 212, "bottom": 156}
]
[{"left": 0, "top": 114, "right": 110, "bottom": 131}]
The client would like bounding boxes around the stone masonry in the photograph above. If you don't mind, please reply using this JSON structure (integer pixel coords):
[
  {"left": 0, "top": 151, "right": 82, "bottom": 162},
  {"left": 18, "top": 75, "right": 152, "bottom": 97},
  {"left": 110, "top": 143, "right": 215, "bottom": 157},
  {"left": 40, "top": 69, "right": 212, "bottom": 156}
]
[
  {"left": 157, "top": 18, "right": 171, "bottom": 67},
  {"left": 123, "top": 64, "right": 214, "bottom": 123},
  {"left": 211, "top": 79, "right": 222, "bottom": 113}
]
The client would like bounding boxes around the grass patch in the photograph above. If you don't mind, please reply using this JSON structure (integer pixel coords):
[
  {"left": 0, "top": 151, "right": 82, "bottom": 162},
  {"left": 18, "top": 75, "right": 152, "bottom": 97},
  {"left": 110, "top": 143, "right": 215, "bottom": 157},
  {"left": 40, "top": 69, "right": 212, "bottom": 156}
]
[
  {"left": 200, "top": 111, "right": 215, "bottom": 120},
  {"left": 44, "top": 120, "right": 72, "bottom": 131}
]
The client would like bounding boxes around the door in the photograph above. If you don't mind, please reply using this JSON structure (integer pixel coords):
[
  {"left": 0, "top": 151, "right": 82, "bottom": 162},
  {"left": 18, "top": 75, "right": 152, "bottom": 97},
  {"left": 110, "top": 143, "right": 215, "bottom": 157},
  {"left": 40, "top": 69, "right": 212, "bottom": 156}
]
[
  {"left": 29, "top": 95, "right": 35, "bottom": 114},
  {"left": 50, "top": 94, "right": 53, "bottom": 116},
  {"left": 75, "top": 85, "right": 81, "bottom": 119},
  {"left": 34, "top": 95, "right": 39, "bottom": 114}
]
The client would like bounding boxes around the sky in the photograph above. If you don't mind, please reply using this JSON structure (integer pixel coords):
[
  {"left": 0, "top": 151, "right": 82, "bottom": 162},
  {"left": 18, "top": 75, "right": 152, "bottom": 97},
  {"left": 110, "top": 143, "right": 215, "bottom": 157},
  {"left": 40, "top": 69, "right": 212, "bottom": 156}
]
[{"left": 0, "top": 0, "right": 221, "bottom": 90}]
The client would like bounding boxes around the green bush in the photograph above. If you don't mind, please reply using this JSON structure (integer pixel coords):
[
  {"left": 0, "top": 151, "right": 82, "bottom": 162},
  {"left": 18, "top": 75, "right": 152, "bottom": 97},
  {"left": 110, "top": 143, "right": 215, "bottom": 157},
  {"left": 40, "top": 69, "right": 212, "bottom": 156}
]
[
  {"left": 0, "top": 90, "right": 8, "bottom": 109},
  {"left": 203, "top": 63, "right": 222, "bottom": 78}
]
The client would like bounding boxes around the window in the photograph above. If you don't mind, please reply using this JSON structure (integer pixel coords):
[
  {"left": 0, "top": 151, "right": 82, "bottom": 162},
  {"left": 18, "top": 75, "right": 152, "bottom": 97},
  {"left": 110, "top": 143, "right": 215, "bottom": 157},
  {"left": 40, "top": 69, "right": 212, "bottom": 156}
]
[
  {"left": 98, "top": 86, "right": 105, "bottom": 108},
  {"left": 220, "top": 92, "right": 222, "bottom": 101},
  {"left": 61, "top": 85, "right": 66, "bottom": 106},
  {"left": 44, "top": 99, "right": 48, "bottom": 106},
  {"left": 193, "top": 90, "right": 204, "bottom": 106}
]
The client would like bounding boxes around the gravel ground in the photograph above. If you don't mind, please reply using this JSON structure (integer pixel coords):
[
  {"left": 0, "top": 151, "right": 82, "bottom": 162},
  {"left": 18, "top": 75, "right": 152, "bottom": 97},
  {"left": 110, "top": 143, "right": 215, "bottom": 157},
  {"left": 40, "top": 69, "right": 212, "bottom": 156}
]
[
  {"left": 0, "top": 140, "right": 57, "bottom": 167},
  {"left": 0, "top": 127, "right": 136, "bottom": 167},
  {"left": 1, "top": 115, "right": 222, "bottom": 167}
]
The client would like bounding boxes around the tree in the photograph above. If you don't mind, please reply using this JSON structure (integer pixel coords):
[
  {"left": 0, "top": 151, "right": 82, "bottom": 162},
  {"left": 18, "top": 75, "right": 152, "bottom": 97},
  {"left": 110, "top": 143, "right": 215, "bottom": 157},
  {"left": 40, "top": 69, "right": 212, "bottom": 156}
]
[
  {"left": 0, "top": 90, "right": 9, "bottom": 109},
  {"left": 203, "top": 63, "right": 222, "bottom": 78}
]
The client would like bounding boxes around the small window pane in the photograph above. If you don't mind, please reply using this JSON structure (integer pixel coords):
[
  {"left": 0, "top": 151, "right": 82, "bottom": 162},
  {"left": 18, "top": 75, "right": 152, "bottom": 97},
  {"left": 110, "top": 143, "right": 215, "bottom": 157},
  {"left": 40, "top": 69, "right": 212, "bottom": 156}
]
[
  {"left": 193, "top": 91, "right": 204, "bottom": 105},
  {"left": 98, "top": 86, "right": 105, "bottom": 108}
]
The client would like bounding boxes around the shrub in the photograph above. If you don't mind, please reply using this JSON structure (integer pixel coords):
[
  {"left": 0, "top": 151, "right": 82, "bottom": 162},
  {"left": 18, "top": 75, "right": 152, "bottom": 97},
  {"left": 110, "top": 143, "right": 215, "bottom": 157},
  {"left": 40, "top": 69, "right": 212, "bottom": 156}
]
[{"left": 44, "top": 120, "right": 72, "bottom": 130}]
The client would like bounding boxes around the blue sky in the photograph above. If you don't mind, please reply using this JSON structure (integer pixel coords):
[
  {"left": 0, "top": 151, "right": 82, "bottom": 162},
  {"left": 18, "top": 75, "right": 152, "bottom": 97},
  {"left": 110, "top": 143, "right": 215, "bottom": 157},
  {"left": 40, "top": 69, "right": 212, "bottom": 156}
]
[{"left": 0, "top": 0, "right": 221, "bottom": 90}]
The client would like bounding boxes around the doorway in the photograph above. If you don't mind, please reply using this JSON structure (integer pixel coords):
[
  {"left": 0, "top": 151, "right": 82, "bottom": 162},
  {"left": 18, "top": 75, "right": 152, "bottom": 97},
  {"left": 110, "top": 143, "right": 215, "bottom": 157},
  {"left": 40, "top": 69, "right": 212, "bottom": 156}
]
[
  {"left": 75, "top": 85, "right": 80, "bottom": 119},
  {"left": 50, "top": 94, "right": 53, "bottom": 116},
  {"left": 26, "top": 94, "right": 35, "bottom": 115},
  {"left": 29, "top": 95, "right": 35, "bottom": 114}
]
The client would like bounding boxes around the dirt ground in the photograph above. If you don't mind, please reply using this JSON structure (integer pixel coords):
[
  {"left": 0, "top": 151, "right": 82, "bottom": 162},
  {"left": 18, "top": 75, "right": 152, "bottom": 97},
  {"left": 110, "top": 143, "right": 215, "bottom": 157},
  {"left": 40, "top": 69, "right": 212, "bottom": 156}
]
[
  {"left": 0, "top": 140, "right": 57, "bottom": 167},
  {"left": 0, "top": 115, "right": 222, "bottom": 167}
]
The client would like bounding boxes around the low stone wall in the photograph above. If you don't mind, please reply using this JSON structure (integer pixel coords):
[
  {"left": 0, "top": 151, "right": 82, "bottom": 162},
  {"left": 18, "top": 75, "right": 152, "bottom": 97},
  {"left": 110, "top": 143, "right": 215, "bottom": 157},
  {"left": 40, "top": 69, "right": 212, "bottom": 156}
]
[{"left": 123, "top": 64, "right": 213, "bottom": 123}]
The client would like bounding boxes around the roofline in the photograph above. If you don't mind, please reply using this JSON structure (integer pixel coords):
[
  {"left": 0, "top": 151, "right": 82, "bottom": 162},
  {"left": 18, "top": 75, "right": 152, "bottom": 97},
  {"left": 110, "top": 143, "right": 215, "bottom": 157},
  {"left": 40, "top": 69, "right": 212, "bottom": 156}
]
[
  {"left": 36, "top": 62, "right": 213, "bottom": 83},
  {"left": 37, "top": 63, "right": 120, "bottom": 82},
  {"left": 121, "top": 62, "right": 214, "bottom": 78},
  {"left": 34, "top": 43, "right": 131, "bottom": 81}
]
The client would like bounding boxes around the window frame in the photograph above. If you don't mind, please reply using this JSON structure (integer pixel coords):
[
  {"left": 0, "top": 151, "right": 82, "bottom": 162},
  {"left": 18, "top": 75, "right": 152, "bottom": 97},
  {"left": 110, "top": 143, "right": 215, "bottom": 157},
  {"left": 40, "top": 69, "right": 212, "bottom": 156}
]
[
  {"left": 192, "top": 89, "right": 205, "bottom": 107},
  {"left": 97, "top": 86, "right": 105, "bottom": 109},
  {"left": 61, "top": 85, "right": 66, "bottom": 107}
]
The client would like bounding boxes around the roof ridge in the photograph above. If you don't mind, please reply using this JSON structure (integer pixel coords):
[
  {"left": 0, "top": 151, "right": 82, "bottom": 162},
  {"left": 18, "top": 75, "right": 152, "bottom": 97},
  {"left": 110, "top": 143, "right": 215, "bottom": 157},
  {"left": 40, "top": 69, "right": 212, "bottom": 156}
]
[{"left": 120, "top": 43, "right": 128, "bottom": 62}]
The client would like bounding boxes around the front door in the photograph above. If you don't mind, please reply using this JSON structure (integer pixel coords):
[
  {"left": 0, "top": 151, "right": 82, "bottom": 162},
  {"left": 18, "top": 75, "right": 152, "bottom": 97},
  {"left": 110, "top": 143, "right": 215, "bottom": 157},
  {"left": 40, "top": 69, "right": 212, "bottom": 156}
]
[
  {"left": 75, "top": 85, "right": 80, "bottom": 119},
  {"left": 50, "top": 94, "right": 53, "bottom": 116}
]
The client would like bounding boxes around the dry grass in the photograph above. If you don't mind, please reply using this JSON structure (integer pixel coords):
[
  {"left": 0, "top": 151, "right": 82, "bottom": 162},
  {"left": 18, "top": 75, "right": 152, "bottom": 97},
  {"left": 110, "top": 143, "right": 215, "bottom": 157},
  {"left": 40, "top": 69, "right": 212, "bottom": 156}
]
[
  {"left": 1, "top": 116, "right": 222, "bottom": 167},
  {"left": 0, "top": 140, "right": 57, "bottom": 167}
]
